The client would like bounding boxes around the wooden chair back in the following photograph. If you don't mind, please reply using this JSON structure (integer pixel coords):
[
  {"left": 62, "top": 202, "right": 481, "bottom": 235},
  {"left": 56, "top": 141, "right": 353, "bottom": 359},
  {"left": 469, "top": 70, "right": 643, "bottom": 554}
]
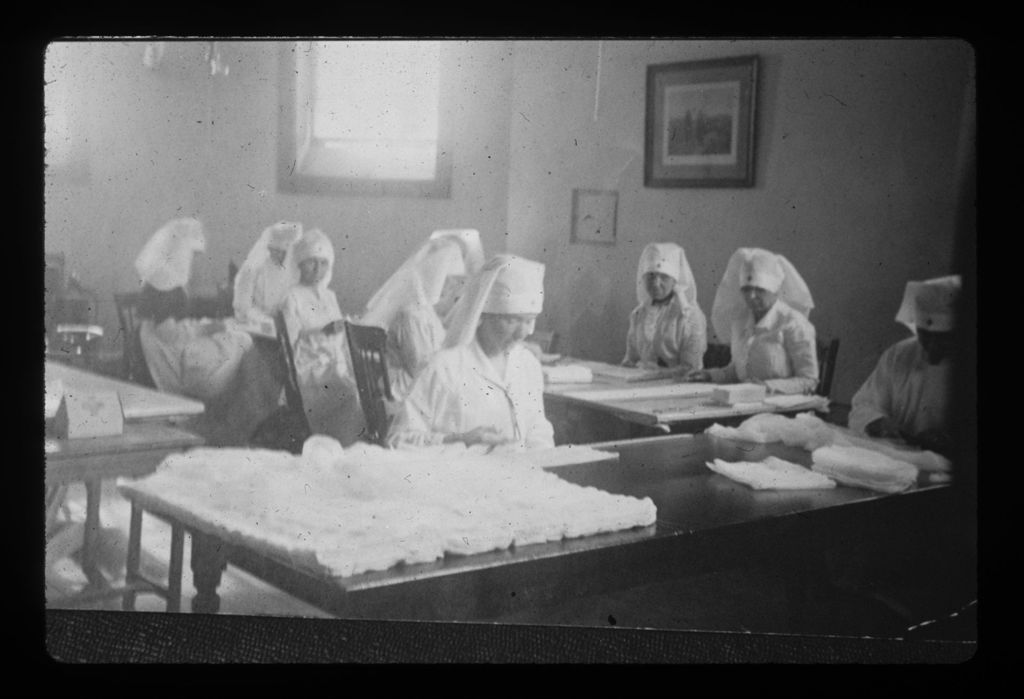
[
  {"left": 345, "top": 322, "right": 395, "bottom": 447},
  {"left": 248, "top": 312, "right": 312, "bottom": 454},
  {"left": 816, "top": 338, "right": 840, "bottom": 398},
  {"left": 113, "top": 292, "right": 156, "bottom": 387}
]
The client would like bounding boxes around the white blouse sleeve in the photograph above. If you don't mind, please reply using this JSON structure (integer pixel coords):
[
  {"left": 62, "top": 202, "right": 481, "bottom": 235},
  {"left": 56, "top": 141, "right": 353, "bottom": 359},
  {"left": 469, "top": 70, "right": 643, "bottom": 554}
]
[
  {"left": 848, "top": 346, "right": 896, "bottom": 435},
  {"left": 763, "top": 315, "right": 819, "bottom": 395}
]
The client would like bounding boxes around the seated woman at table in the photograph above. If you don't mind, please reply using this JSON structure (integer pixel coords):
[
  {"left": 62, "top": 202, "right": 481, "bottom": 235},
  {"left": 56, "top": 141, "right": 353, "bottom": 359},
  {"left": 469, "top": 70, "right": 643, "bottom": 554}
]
[
  {"left": 135, "top": 218, "right": 253, "bottom": 403},
  {"left": 622, "top": 242, "right": 707, "bottom": 374},
  {"left": 387, "top": 253, "right": 555, "bottom": 451},
  {"left": 360, "top": 229, "right": 484, "bottom": 400},
  {"left": 281, "top": 228, "right": 366, "bottom": 446},
  {"left": 232, "top": 221, "right": 302, "bottom": 331},
  {"left": 849, "top": 275, "right": 960, "bottom": 457},
  {"left": 683, "top": 247, "right": 819, "bottom": 395}
]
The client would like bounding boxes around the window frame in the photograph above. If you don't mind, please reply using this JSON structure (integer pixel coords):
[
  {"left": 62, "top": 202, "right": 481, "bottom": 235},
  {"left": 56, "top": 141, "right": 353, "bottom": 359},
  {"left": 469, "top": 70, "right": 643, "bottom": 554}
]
[{"left": 277, "top": 41, "right": 453, "bottom": 199}]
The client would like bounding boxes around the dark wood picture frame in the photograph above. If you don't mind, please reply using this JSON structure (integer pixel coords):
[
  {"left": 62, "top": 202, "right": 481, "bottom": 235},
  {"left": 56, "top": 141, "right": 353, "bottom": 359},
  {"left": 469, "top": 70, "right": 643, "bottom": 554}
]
[{"left": 644, "top": 55, "right": 759, "bottom": 188}]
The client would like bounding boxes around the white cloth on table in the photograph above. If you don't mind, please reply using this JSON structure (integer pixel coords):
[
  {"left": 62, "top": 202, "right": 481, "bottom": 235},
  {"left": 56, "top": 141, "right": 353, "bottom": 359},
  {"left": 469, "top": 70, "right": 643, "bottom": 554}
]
[
  {"left": 387, "top": 339, "right": 554, "bottom": 450},
  {"left": 706, "top": 412, "right": 951, "bottom": 474},
  {"left": 811, "top": 445, "right": 918, "bottom": 493},
  {"left": 542, "top": 364, "right": 593, "bottom": 384},
  {"left": 706, "top": 456, "right": 836, "bottom": 490},
  {"left": 706, "top": 411, "right": 837, "bottom": 451},
  {"left": 848, "top": 337, "right": 953, "bottom": 441},
  {"left": 120, "top": 443, "right": 655, "bottom": 578}
]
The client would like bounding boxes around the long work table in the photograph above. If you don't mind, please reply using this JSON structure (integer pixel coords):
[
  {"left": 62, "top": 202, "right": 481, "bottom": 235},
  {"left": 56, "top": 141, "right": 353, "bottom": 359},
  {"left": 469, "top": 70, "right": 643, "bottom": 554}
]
[
  {"left": 543, "top": 359, "right": 829, "bottom": 444},
  {"left": 45, "top": 360, "right": 205, "bottom": 604},
  {"left": 117, "top": 433, "right": 960, "bottom": 629}
]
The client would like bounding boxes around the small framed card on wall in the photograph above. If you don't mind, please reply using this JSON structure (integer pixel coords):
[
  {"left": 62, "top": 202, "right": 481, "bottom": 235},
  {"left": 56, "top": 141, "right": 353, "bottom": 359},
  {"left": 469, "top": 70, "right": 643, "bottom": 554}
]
[{"left": 571, "top": 189, "right": 618, "bottom": 245}]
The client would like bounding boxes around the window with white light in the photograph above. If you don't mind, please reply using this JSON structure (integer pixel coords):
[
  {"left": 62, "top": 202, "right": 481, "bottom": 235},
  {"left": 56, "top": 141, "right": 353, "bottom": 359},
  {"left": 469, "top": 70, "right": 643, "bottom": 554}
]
[{"left": 279, "top": 40, "right": 451, "bottom": 197}]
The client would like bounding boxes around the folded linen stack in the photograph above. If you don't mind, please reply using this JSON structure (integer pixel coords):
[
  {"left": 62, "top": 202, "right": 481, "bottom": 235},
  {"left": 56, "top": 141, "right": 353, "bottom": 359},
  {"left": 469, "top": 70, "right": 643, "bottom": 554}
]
[
  {"left": 811, "top": 445, "right": 918, "bottom": 493},
  {"left": 710, "top": 383, "right": 767, "bottom": 406},
  {"left": 706, "top": 412, "right": 837, "bottom": 451},
  {"left": 542, "top": 364, "right": 594, "bottom": 384},
  {"left": 706, "top": 456, "right": 836, "bottom": 490}
]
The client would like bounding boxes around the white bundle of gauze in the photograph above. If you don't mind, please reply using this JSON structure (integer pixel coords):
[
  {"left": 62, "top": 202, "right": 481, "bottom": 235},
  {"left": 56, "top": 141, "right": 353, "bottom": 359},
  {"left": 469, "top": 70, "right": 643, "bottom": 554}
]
[
  {"left": 542, "top": 364, "right": 594, "bottom": 384},
  {"left": 706, "top": 412, "right": 837, "bottom": 451},
  {"left": 811, "top": 445, "right": 918, "bottom": 493},
  {"left": 707, "top": 457, "right": 836, "bottom": 490}
]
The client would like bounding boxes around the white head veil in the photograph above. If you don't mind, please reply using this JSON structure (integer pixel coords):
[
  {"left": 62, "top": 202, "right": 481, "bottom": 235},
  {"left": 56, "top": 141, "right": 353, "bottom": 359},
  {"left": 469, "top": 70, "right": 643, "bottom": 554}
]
[
  {"left": 443, "top": 254, "right": 545, "bottom": 349},
  {"left": 134, "top": 218, "right": 206, "bottom": 291},
  {"left": 428, "top": 229, "right": 485, "bottom": 276},
  {"left": 242, "top": 221, "right": 302, "bottom": 271},
  {"left": 895, "top": 275, "right": 961, "bottom": 334},
  {"left": 711, "top": 247, "right": 814, "bottom": 341},
  {"left": 360, "top": 236, "right": 470, "bottom": 330},
  {"left": 290, "top": 228, "right": 335, "bottom": 289},
  {"left": 636, "top": 242, "right": 699, "bottom": 307}
]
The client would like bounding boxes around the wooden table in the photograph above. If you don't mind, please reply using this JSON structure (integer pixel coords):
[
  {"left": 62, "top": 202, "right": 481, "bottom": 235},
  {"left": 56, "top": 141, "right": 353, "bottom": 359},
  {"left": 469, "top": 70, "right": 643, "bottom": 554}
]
[
  {"left": 44, "top": 360, "right": 204, "bottom": 606},
  {"left": 118, "top": 434, "right": 962, "bottom": 628},
  {"left": 545, "top": 375, "right": 829, "bottom": 445}
]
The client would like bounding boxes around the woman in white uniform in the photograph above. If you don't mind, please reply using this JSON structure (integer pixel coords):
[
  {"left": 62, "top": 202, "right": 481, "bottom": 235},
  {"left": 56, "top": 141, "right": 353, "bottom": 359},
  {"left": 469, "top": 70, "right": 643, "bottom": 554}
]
[
  {"left": 232, "top": 221, "right": 302, "bottom": 330},
  {"left": 622, "top": 242, "right": 707, "bottom": 373},
  {"left": 684, "top": 247, "right": 819, "bottom": 395},
  {"left": 280, "top": 228, "right": 366, "bottom": 446},
  {"left": 360, "top": 229, "right": 484, "bottom": 400},
  {"left": 135, "top": 218, "right": 253, "bottom": 402},
  {"left": 849, "top": 275, "right": 960, "bottom": 456},
  {"left": 387, "top": 253, "right": 555, "bottom": 451}
]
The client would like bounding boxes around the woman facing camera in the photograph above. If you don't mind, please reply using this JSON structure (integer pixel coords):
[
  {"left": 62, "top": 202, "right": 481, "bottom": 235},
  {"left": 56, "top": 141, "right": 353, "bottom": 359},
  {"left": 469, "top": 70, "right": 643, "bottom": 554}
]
[
  {"left": 685, "top": 247, "right": 819, "bottom": 395},
  {"left": 281, "top": 228, "right": 366, "bottom": 445},
  {"left": 387, "top": 254, "right": 555, "bottom": 451},
  {"left": 622, "top": 242, "right": 707, "bottom": 374}
]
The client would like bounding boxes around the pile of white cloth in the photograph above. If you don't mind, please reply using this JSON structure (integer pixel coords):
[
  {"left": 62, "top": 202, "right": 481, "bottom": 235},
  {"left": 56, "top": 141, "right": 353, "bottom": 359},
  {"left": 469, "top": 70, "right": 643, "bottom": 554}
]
[
  {"left": 811, "top": 445, "right": 918, "bottom": 494},
  {"left": 706, "top": 456, "right": 836, "bottom": 491},
  {"left": 705, "top": 412, "right": 951, "bottom": 472},
  {"left": 704, "top": 411, "right": 953, "bottom": 493},
  {"left": 118, "top": 437, "right": 654, "bottom": 578},
  {"left": 541, "top": 364, "right": 594, "bottom": 384}
]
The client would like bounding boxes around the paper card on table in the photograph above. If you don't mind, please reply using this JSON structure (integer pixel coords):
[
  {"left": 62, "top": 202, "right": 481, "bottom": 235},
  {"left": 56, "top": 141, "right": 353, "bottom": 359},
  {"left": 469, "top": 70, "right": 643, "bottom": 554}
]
[
  {"left": 711, "top": 383, "right": 767, "bottom": 406},
  {"left": 562, "top": 382, "right": 716, "bottom": 402},
  {"left": 572, "top": 360, "right": 677, "bottom": 383},
  {"left": 54, "top": 390, "right": 124, "bottom": 439}
]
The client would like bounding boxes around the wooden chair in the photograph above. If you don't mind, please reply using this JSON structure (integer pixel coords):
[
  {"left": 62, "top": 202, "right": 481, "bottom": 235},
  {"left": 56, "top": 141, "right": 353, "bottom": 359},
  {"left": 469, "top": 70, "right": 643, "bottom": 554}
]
[
  {"left": 249, "top": 312, "right": 312, "bottom": 454},
  {"left": 113, "top": 292, "right": 157, "bottom": 388},
  {"left": 816, "top": 338, "right": 840, "bottom": 399},
  {"left": 345, "top": 322, "right": 395, "bottom": 447}
]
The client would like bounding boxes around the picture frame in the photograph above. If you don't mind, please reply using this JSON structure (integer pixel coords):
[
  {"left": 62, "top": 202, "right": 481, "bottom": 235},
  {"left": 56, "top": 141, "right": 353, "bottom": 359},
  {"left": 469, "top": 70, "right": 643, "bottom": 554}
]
[
  {"left": 644, "top": 55, "right": 759, "bottom": 188},
  {"left": 571, "top": 189, "right": 618, "bottom": 246}
]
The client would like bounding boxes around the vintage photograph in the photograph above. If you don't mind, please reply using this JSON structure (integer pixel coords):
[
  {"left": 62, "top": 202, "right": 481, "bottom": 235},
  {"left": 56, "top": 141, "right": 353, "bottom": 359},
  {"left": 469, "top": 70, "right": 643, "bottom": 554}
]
[
  {"left": 43, "top": 39, "right": 976, "bottom": 663},
  {"left": 645, "top": 55, "right": 758, "bottom": 187}
]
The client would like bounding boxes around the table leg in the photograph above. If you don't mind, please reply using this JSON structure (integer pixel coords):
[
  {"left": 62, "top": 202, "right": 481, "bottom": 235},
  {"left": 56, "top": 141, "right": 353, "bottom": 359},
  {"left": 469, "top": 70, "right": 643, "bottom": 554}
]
[
  {"left": 122, "top": 503, "right": 143, "bottom": 611},
  {"left": 190, "top": 532, "right": 226, "bottom": 614},
  {"left": 81, "top": 478, "right": 106, "bottom": 590},
  {"left": 167, "top": 526, "right": 185, "bottom": 612}
]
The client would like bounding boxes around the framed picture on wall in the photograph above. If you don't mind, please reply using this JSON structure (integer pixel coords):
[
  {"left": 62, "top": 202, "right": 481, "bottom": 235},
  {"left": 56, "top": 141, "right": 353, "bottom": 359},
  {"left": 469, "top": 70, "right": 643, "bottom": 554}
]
[
  {"left": 644, "top": 55, "right": 759, "bottom": 188},
  {"left": 571, "top": 189, "right": 618, "bottom": 245}
]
